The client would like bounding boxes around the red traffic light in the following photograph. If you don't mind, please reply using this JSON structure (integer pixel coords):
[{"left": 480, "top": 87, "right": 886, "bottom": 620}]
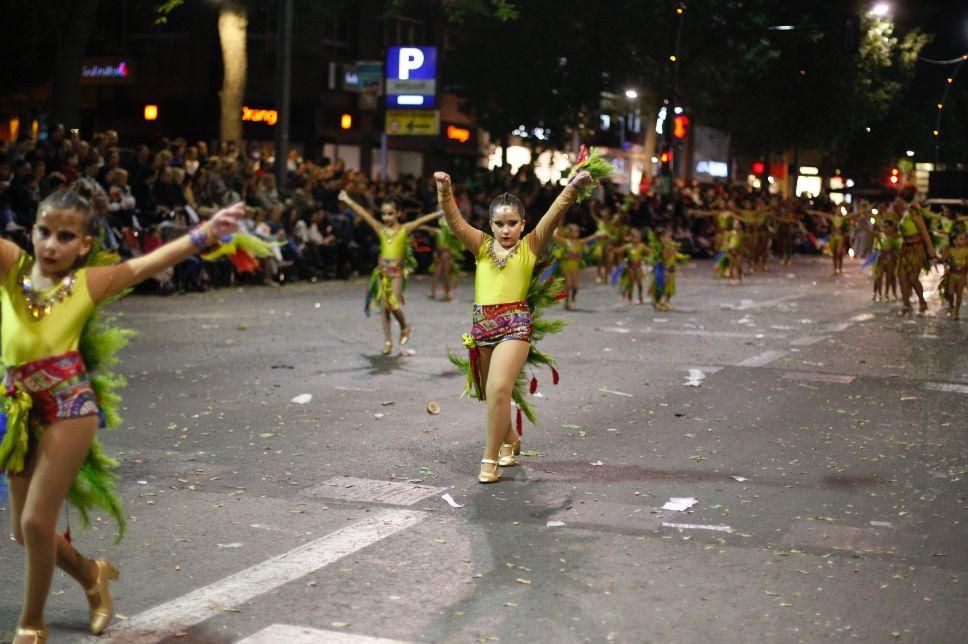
[
  {"left": 660, "top": 150, "right": 672, "bottom": 164},
  {"left": 752, "top": 161, "right": 765, "bottom": 175},
  {"left": 673, "top": 114, "right": 690, "bottom": 139},
  {"left": 889, "top": 167, "right": 899, "bottom": 184}
]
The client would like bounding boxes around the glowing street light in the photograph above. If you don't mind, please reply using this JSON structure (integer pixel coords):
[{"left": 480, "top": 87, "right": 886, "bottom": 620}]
[
  {"left": 625, "top": 89, "right": 638, "bottom": 100},
  {"left": 906, "top": 150, "right": 915, "bottom": 157},
  {"left": 870, "top": 3, "right": 890, "bottom": 17}
]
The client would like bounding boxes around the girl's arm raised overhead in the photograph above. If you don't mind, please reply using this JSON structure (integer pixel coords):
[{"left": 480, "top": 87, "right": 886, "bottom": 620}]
[
  {"left": 404, "top": 209, "right": 444, "bottom": 234},
  {"left": 87, "top": 202, "right": 246, "bottom": 303},
  {"left": 338, "top": 190, "right": 382, "bottom": 233},
  {"left": 529, "top": 172, "right": 594, "bottom": 254},
  {"left": 435, "top": 172, "right": 484, "bottom": 254}
]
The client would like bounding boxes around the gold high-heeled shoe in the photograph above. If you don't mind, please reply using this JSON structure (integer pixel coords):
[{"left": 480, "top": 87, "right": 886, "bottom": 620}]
[
  {"left": 381, "top": 340, "right": 393, "bottom": 355},
  {"left": 478, "top": 459, "right": 500, "bottom": 484},
  {"left": 14, "top": 627, "right": 48, "bottom": 643},
  {"left": 86, "top": 557, "right": 119, "bottom": 635},
  {"left": 498, "top": 441, "right": 521, "bottom": 467},
  {"left": 400, "top": 325, "right": 412, "bottom": 346}
]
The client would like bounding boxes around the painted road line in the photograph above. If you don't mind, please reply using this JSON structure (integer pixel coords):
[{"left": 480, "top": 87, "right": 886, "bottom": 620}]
[
  {"left": 301, "top": 477, "right": 445, "bottom": 506},
  {"left": 736, "top": 350, "right": 788, "bottom": 368},
  {"left": 850, "top": 313, "right": 874, "bottom": 322},
  {"left": 924, "top": 382, "right": 968, "bottom": 394},
  {"left": 645, "top": 328, "right": 786, "bottom": 340},
  {"left": 782, "top": 372, "right": 855, "bottom": 384},
  {"left": 101, "top": 509, "right": 426, "bottom": 643},
  {"left": 598, "top": 387, "right": 634, "bottom": 397},
  {"left": 790, "top": 335, "right": 827, "bottom": 347},
  {"left": 662, "top": 522, "right": 733, "bottom": 533},
  {"left": 826, "top": 322, "right": 852, "bottom": 333},
  {"left": 599, "top": 326, "right": 632, "bottom": 334},
  {"left": 677, "top": 365, "right": 724, "bottom": 375},
  {"left": 238, "top": 624, "right": 409, "bottom": 644},
  {"left": 721, "top": 294, "right": 803, "bottom": 310}
]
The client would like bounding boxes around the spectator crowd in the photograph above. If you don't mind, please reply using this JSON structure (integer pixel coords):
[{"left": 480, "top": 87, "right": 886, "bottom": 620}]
[{"left": 1, "top": 125, "right": 862, "bottom": 294}]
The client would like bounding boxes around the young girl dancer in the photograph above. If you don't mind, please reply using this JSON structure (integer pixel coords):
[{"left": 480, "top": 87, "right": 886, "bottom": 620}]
[
  {"left": 940, "top": 229, "right": 968, "bottom": 319},
  {"left": 427, "top": 217, "right": 464, "bottom": 301},
  {"left": 622, "top": 228, "right": 649, "bottom": 304},
  {"left": 1, "top": 189, "right": 244, "bottom": 643},
  {"left": 553, "top": 223, "right": 602, "bottom": 310},
  {"left": 436, "top": 169, "right": 594, "bottom": 483},
  {"left": 648, "top": 230, "right": 689, "bottom": 310},
  {"left": 808, "top": 205, "right": 858, "bottom": 276},
  {"left": 892, "top": 190, "right": 938, "bottom": 315},
  {"left": 338, "top": 191, "right": 441, "bottom": 354}
]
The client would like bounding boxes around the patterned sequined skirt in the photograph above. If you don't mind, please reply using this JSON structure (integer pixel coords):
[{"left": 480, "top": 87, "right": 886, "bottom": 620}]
[
  {"left": 4, "top": 351, "right": 100, "bottom": 430},
  {"left": 471, "top": 300, "right": 532, "bottom": 346}
]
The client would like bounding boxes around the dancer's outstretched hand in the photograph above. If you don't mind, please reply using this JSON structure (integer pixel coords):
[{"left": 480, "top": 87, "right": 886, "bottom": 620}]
[
  {"left": 569, "top": 170, "right": 594, "bottom": 189},
  {"left": 435, "top": 172, "right": 452, "bottom": 193},
  {"left": 209, "top": 201, "right": 245, "bottom": 237}
]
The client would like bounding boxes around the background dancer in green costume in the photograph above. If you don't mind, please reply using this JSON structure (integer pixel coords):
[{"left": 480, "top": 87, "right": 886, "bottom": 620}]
[{"left": 339, "top": 191, "right": 440, "bottom": 354}]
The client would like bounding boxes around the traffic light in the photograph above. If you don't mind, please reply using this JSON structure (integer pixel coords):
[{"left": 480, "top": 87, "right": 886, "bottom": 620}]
[
  {"left": 340, "top": 113, "right": 353, "bottom": 130},
  {"left": 752, "top": 161, "right": 765, "bottom": 176},
  {"left": 659, "top": 146, "right": 673, "bottom": 175},
  {"left": 889, "top": 167, "right": 899, "bottom": 185},
  {"left": 673, "top": 114, "right": 690, "bottom": 140}
]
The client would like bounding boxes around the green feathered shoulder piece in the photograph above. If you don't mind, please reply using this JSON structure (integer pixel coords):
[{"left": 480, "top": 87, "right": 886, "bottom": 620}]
[
  {"left": 72, "top": 239, "right": 135, "bottom": 541},
  {"left": 566, "top": 145, "right": 616, "bottom": 203}
]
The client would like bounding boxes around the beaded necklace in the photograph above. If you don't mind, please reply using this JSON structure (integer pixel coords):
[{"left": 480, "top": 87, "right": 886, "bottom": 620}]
[
  {"left": 19, "top": 260, "right": 77, "bottom": 320},
  {"left": 487, "top": 237, "right": 521, "bottom": 270}
]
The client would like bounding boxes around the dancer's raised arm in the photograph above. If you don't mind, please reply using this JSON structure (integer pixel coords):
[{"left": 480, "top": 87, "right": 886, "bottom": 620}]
[
  {"left": 87, "top": 202, "right": 245, "bottom": 302},
  {"left": 435, "top": 172, "right": 485, "bottom": 254},
  {"left": 0, "top": 236, "right": 23, "bottom": 282},
  {"left": 529, "top": 171, "right": 593, "bottom": 254},
  {"left": 338, "top": 190, "right": 382, "bottom": 233},
  {"left": 404, "top": 209, "right": 444, "bottom": 234}
]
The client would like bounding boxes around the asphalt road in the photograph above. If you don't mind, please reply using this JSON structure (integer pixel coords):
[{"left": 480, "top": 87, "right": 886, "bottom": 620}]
[{"left": 2, "top": 255, "right": 967, "bottom": 644}]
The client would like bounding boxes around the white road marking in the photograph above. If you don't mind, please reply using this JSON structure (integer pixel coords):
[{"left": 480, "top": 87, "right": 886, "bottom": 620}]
[
  {"left": 237, "top": 624, "right": 410, "bottom": 644},
  {"left": 662, "top": 522, "right": 733, "bottom": 533},
  {"left": 736, "top": 350, "right": 788, "bottom": 368},
  {"left": 677, "top": 365, "right": 724, "bottom": 375},
  {"left": 721, "top": 294, "right": 803, "bottom": 310},
  {"left": 100, "top": 509, "right": 425, "bottom": 643},
  {"left": 782, "top": 372, "right": 855, "bottom": 384},
  {"left": 923, "top": 382, "right": 968, "bottom": 394},
  {"left": 645, "top": 327, "right": 785, "bottom": 339},
  {"left": 597, "top": 387, "right": 634, "bottom": 397},
  {"left": 301, "top": 477, "right": 445, "bottom": 506},
  {"left": 826, "top": 322, "right": 852, "bottom": 333},
  {"left": 850, "top": 313, "right": 874, "bottom": 322},
  {"left": 790, "top": 335, "right": 827, "bottom": 347}
]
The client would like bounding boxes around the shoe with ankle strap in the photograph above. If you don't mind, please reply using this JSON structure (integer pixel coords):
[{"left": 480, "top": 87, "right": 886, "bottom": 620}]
[
  {"left": 478, "top": 459, "right": 500, "bottom": 483},
  {"left": 14, "top": 627, "right": 48, "bottom": 643},
  {"left": 498, "top": 441, "right": 521, "bottom": 467},
  {"left": 86, "top": 557, "right": 120, "bottom": 635}
]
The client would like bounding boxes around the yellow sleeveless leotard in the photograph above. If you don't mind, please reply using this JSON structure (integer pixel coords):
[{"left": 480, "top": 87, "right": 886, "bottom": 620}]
[
  {"left": 379, "top": 227, "right": 408, "bottom": 261},
  {"left": 2, "top": 254, "right": 95, "bottom": 367},
  {"left": 474, "top": 235, "right": 536, "bottom": 305}
]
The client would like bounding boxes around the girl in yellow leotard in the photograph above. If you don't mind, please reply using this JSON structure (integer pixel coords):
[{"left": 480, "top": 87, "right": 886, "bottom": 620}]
[
  {"left": 622, "top": 228, "right": 649, "bottom": 304},
  {"left": 553, "top": 223, "right": 603, "bottom": 310},
  {"left": 1, "top": 189, "right": 245, "bottom": 644},
  {"left": 435, "top": 169, "right": 594, "bottom": 483},
  {"left": 338, "top": 191, "right": 441, "bottom": 354}
]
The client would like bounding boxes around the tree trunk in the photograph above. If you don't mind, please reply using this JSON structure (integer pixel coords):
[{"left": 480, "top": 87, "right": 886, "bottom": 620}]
[
  {"left": 218, "top": 2, "right": 248, "bottom": 146},
  {"left": 50, "top": 0, "right": 100, "bottom": 131}
]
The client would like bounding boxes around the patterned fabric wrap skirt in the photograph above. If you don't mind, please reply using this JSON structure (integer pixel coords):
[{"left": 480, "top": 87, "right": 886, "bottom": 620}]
[
  {"left": 471, "top": 300, "right": 533, "bottom": 347},
  {"left": 898, "top": 236, "right": 929, "bottom": 277},
  {"left": 4, "top": 351, "right": 100, "bottom": 431},
  {"left": 379, "top": 257, "right": 405, "bottom": 278}
]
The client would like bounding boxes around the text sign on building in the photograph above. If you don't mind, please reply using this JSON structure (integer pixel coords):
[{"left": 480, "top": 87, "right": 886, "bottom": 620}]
[
  {"left": 386, "top": 109, "right": 440, "bottom": 136},
  {"left": 80, "top": 58, "right": 135, "bottom": 85},
  {"left": 385, "top": 46, "right": 437, "bottom": 109}
]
